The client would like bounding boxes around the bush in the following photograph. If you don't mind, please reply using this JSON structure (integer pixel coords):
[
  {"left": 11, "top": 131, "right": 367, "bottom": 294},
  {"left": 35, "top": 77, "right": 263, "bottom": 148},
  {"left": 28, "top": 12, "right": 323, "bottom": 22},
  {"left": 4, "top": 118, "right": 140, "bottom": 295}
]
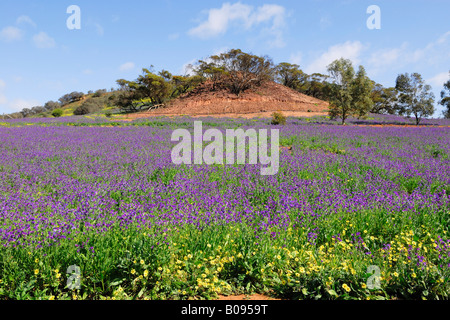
[
  {"left": 105, "top": 111, "right": 112, "bottom": 118},
  {"left": 52, "top": 109, "right": 63, "bottom": 118},
  {"left": 74, "top": 98, "right": 104, "bottom": 115},
  {"left": 271, "top": 111, "right": 286, "bottom": 125}
]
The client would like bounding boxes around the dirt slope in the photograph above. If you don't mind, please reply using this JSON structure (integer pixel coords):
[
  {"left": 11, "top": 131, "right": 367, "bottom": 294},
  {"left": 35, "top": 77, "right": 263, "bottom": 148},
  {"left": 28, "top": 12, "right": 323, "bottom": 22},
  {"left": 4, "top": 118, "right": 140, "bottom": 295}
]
[{"left": 126, "top": 80, "right": 329, "bottom": 119}]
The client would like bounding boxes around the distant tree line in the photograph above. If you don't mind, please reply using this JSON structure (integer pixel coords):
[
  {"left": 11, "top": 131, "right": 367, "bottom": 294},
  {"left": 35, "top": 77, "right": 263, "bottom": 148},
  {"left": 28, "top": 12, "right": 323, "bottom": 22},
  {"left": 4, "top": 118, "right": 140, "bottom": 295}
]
[{"left": 8, "top": 49, "right": 450, "bottom": 123}]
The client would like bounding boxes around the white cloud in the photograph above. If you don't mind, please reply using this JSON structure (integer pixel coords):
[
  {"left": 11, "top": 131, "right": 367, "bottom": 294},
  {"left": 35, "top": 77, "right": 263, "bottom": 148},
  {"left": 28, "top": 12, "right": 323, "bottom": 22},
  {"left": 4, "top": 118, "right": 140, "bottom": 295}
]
[
  {"left": 95, "top": 23, "right": 104, "bottom": 36},
  {"left": 427, "top": 72, "right": 450, "bottom": 88},
  {"left": 368, "top": 44, "right": 406, "bottom": 71},
  {"left": 437, "top": 31, "right": 450, "bottom": 44},
  {"left": 319, "top": 16, "right": 332, "bottom": 29},
  {"left": 119, "top": 62, "right": 135, "bottom": 72},
  {"left": 83, "top": 69, "right": 93, "bottom": 75},
  {"left": 33, "top": 32, "right": 56, "bottom": 48},
  {"left": 305, "top": 41, "right": 364, "bottom": 74},
  {"left": 9, "top": 98, "right": 40, "bottom": 112},
  {"left": 0, "top": 80, "right": 6, "bottom": 105},
  {"left": 0, "top": 26, "right": 23, "bottom": 41},
  {"left": 16, "top": 15, "right": 36, "bottom": 28},
  {"left": 168, "top": 33, "right": 180, "bottom": 40},
  {"left": 367, "top": 31, "right": 450, "bottom": 73},
  {"left": 188, "top": 2, "right": 286, "bottom": 47},
  {"left": 289, "top": 52, "right": 302, "bottom": 66}
]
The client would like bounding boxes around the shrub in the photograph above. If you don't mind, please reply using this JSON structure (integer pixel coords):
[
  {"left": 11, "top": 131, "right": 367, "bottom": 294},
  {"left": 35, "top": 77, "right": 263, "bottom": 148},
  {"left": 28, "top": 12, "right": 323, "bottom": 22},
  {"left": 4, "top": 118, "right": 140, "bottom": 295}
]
[
  {"left": 271, "top": 111, "right": 286, "bottom": 125},
  {"left": 52, "top": 109, "right": 63, "bottom": 118},
  {"left": 105, "top": 111, "right": 112, "bottom": 118},
  {"left": 74, "top": 98, "right": 104, "bottom": 115}
]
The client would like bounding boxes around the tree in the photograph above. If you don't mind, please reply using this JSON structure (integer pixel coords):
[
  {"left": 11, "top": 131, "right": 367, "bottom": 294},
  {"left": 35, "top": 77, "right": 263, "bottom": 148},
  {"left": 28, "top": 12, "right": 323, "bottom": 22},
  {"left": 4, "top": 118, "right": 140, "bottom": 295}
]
[
  {"left": 31, "top": 106, "right": 46, "bottom": 115},
  {"left": 395, "top": 73, "right": 435, "bottom": 125},
  {"left": 115, "top": 67, "right": 172, "bottom": 113},
  {"left": 52, "top": 108, "right": 63, "bottom": 117},
  {"left": 44, "top": 101, "right": 61, "bottom": 111},
  {"left": 327, "top": 58, "right": 373, "bottom": 124},
  {"left": 194, "top": 49, "right": 274, "bottom": 96},
  {"left": 58, "top": 92, "right": 84, "bottom": 106},
  {"left": 73, "top": 98, "right": 103, "bottom": 115},
  {"left": 274, "top": 63, "right": 307, "bottom": 90},
  {"left": 351, "top": 66, "right": 375, "bottom": 119},
  {"left": 370, "top": 83, "right": 399, "bottom": 114},
  {"left": 440, "top": 71, "right": 450, "bottom": 118},
  {"left": 20, "top": 108, "right": 32, "bottom": 118}
]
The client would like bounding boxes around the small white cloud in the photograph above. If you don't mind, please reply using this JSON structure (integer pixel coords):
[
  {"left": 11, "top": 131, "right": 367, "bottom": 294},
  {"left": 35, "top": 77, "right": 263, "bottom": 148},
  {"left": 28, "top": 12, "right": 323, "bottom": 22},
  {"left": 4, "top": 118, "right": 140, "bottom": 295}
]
[
  {"left": 368, "top": 45, "right": 406, "bottom": 70},
  {"left": 427, "top": 72, "right": 450, "bottom": 88},
  {"left": 33, "top": 32, "right": 56, "bottom": 48},
  {"left": 83, "top": 69, "right": 93, "bottom": 75},
  {"left": 320, "top": 16, "right": 332, "bottom": 29},
  {"left": 168, "top": 33, "right": 180, "bottom": 40},
  {"left": 0, "top": 80, "right": 6, "bottom": 105},
  {"left": 305, "top": 41, "right": 364, "bottom": 74},
  {"left": 9, "top": 98, "right": 40, "bottom": 112},
  {"left": 13, "top": 76, "right": 23, "bottom": 83},
  {"left": 188, "top": 2, "right": 286, "bottom": 47},
  {"left": 119, "top": 62, "right": 135, "bottom": 72},
  {"left": 189, "top": 2, "right": 252, "bottom": 39},
  {"left": 289, "top": 52, "right": 302, "bottom": 66},
  {"left": 95, "top": 23, "right": 104, "bottom": 36},
  {"left": 437, "top": 31, "right": 450, "bottom": 44},
  {"left": 0, "top": 26, "right": 23, "bottom": 41},
  {"left": 16, "top": 15, "right": 37, "bottom": 28}
]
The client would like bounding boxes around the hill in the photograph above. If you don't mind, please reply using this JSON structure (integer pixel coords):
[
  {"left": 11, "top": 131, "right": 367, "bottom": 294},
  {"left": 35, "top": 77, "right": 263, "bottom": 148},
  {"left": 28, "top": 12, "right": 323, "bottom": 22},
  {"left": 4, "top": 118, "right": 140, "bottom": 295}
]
[{"left": 125, "top": 80, "right": 329, "bottom": 119}]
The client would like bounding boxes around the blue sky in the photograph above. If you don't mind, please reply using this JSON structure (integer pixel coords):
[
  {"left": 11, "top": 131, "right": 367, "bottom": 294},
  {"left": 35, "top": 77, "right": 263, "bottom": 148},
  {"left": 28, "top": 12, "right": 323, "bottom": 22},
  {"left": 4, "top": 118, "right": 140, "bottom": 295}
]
[{"left": 0, "top": 0, "right": 449, "bottom": 116}]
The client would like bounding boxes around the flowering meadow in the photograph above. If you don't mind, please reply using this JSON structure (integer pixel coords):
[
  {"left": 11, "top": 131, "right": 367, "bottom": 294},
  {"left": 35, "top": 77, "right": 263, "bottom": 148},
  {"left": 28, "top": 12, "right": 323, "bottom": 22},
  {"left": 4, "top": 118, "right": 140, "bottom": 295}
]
[{"left": 0, "top": 116, "right": 449, "bottom": 300}]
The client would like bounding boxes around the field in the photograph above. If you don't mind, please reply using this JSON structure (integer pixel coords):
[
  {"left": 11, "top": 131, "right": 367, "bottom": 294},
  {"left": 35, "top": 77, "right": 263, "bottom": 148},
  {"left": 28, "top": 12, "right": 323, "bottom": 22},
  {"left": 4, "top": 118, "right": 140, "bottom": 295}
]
[{"left": 0, "top": 115, "right": 449, "bottom": 300}]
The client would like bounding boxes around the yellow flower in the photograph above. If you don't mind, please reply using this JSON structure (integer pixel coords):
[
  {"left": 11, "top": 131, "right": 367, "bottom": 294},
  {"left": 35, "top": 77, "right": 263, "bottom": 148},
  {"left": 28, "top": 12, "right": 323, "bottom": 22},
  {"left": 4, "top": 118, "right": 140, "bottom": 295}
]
[
  {"left": 411, "top": 273, "right": 416, "bottom": 278},
  {"left": 35, "top": 258, "right": 39, "bottom": 263},
  {"left": 277, "top": 255, "right": 281, "bottom": 260},
  {"left": 34, "top": 269, "right": 39, "bottom": 275},
  {"left": 393, "top": 272, "right": 399, "bottom": 277},
  {"left": 361, "top": 283, "right": 367, "bottom": 289},
  {"left": 207, "top": 244, "right": 211, "bottom": 248},
  {"left": 131, "top": 269, "right": 136, "bottom": 275},
  {"left": 56, "top": 273, "right": 61, "bottom": 279},
  {"left": 158, "top": 267, "right": 162, "bottom": 271},
  {"left": 49, "top": 296, "right": 55, "bottom": 300},
  {"left": 140, "top": 260, "right": 144, "bottom": 265},
  {"left": 144, "top": 270, "right": 149, "bottom": 277},
  {"left": 342, "top": 284, "right": 351, "bottom": 292},
  {"left": 54, "top": 269, "right": 59, "bottom": 273}
]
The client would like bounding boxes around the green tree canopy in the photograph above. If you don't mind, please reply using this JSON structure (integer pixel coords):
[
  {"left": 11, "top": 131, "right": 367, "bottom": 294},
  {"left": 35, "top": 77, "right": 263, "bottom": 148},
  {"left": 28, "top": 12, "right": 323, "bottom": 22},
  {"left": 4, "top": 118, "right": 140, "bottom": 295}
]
[
  {"left": 370, "top": 83, "right": 399, "bottom": 114},
  {"left": 327, "top": 58, "right": 374, "bottom": 124},
  {"left": 395, "top": 72, "right": 435, "bottom": 125},
  {"left": 440, "top": 71, "right": 450, "bottom": 118}
]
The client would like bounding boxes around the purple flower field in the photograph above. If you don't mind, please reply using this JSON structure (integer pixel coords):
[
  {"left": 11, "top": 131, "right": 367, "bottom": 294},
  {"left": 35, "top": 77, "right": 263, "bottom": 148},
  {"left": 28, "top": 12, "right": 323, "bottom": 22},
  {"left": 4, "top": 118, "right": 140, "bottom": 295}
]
[{"left": 0, "top": 118, "right": 449, "bottom": 300}]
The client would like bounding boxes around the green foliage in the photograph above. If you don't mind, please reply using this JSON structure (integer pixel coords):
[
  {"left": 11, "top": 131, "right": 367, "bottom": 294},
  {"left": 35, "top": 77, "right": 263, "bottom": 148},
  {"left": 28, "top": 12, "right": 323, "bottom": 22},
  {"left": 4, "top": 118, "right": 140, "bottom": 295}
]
[
  {"left": 73, "top": 98, "right": 104, "bottom": 116},
  {"left": 327, "top": 59, "right": 374, "bottom": 124},
  {"left": 51, "top": 109, "right": 63, "bottom": 118},
  {"left": 370, "top": 83, "right": 399, "bottom": 115},
  {"left": 271, "top": 112, "right": 287, "bottom": 125},
  {"left": 440, "top": 71, "right": 450, "bottom": 118},
  {"left": 194, "top": 49, "right": 275, "bottom": 96},
  {"left": 395, "top": 73, "right": 435, "bottom": 125}
]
